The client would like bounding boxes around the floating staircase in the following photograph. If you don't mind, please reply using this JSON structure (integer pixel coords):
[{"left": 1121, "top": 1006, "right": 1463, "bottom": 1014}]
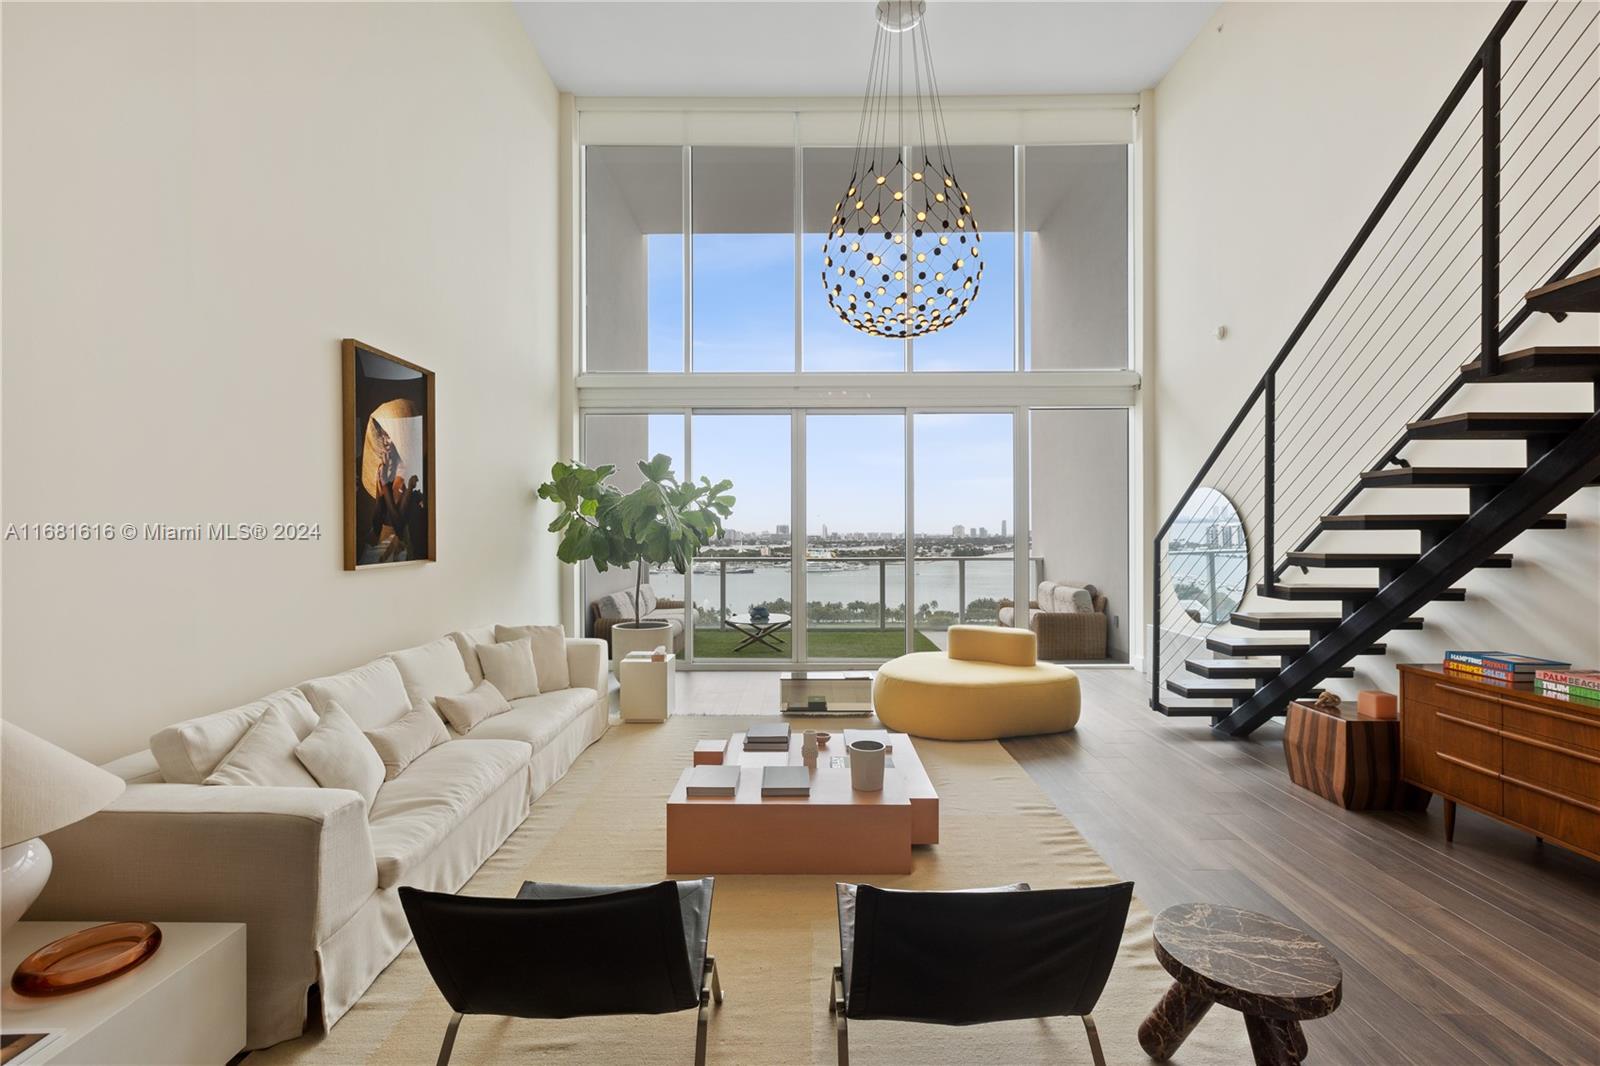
[{"left": 1150, "top": 2, "right": 1600, "bottom": 736}]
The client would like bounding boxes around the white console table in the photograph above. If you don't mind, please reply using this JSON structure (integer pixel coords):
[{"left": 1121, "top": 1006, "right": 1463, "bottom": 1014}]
[{"left": 1, "top": 921, "right": 245, "bottom": 1065}]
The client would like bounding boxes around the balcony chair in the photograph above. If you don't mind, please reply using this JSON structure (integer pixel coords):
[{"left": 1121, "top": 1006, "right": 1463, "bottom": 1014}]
[
  {"left": 998, "top": 580, "right": 1110, "bottom": 661},
  {"left": 399, "top": 878, "right": 723, "bottom": 1066},
  {"left": 829, "top": 880, "right": 1133, "bottom": 1066}
]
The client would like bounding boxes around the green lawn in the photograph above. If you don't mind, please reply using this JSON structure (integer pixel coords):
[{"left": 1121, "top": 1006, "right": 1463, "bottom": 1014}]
[{"left": 691, "top": 626, "right": 939, "bottom": 659}]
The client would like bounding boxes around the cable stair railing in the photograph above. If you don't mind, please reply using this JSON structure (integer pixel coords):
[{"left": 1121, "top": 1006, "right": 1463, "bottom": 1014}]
[{"left": 1151, "top": 0, "right": 1600, "bottom": 737}]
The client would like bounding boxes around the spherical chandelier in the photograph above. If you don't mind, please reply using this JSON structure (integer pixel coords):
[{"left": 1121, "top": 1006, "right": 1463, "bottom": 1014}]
[{"left": 824, "top": 0, "right": 980, "bottom": 339}]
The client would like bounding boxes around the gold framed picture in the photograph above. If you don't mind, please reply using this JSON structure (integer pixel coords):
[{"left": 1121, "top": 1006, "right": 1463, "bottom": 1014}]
[{"left": 343, "top": 339, "right": 435, "bottom": 569}]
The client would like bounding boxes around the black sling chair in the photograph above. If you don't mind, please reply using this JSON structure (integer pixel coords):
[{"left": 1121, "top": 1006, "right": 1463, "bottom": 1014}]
[
  {"left": 829, "top": 881, "right": 1133, "bottom": 1066},
  {"left": 400, "top": 879, "right": 722, "bottom": 1066}
]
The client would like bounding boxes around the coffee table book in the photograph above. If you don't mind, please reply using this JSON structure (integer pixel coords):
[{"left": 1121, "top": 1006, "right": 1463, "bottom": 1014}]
[
  {"left": 743, "top": 722, "right": 791, "bottom": 750},
  {"left": 760, "top": 765, "right": 811, "bottom": 797},
  {"left": 685, "top": 764, "right": 741, "bottom": 798}
]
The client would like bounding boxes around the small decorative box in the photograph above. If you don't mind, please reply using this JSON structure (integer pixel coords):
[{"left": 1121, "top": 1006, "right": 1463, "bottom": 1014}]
[
  {"left": 692, "top": 739, "right": 728, "bottom": 766},
  {"left": 1357, "top": 690, "right": 1397, "bottom": 720}
]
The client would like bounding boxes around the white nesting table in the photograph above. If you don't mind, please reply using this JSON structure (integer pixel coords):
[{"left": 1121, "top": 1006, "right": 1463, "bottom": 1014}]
[{"left": 1, "top": 921, "right": 245, "bottom": 1065}]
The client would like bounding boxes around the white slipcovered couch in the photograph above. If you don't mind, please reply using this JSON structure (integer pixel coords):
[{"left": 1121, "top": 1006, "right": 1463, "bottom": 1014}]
[{"left": 31, "top": 625, "right": 609, "bottom": 1050}]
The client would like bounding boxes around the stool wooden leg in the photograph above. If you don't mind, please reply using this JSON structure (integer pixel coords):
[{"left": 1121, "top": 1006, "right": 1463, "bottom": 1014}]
[
  {"left": 1244, "top": 1014, "right": 1303, "bottom": 1066},
  {"left": 1138, "top": 980, "right": 1214, "bottom": 1061}
]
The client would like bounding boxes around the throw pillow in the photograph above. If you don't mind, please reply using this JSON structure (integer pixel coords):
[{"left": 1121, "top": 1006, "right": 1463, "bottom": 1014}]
[
  {"left": 494, "top": 624, "right": 570, "bottom": 691},
  {"left": 595, "top": 591, "right": 633, "bottom": 620},
  {"left": 637, "top": 583, "right": 658, "bottom": 616},
  {"left": 435, "top": 680, "right": 512, "bottom": 734},
  {"left": 294, "top": 704, "right": 385, "bottom": 809},
  {"left": 204, "top": 705, "right": 320, "bottom": 788},
  {"left": 477, "top": 638, "right": 540, "bottom": 700},
  {"left": 363, "top": 706, "right": 448, "bottom": 781}
]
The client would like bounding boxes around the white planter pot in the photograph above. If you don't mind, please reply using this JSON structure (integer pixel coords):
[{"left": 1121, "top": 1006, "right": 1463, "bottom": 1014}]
[{"left": 611, "top": 620, "right": 673, "bottom": 666}]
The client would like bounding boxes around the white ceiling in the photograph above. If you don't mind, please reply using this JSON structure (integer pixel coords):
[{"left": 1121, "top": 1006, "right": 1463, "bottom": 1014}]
[{"left": 514, "top": 2, "right": 1218, "bottom": 97}]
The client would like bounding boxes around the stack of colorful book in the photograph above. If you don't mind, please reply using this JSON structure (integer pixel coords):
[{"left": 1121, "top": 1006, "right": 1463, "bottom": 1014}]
[
  {"left": 1443, "top": 651, "right": 1571, "bottom": 683},
  {"left": 1534, "top": 668, "right": 1600, "bottom": 706}
]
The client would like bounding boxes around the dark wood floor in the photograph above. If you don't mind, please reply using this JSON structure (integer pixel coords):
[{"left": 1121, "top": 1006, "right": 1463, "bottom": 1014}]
[{"left": 1003, "top": 668, "right": 1600, "bottom": 1066}]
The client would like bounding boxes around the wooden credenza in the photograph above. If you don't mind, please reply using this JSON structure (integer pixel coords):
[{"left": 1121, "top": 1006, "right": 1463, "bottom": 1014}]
[{"left": 1398, "top": 663, "right": 1600, "bottom": 860}]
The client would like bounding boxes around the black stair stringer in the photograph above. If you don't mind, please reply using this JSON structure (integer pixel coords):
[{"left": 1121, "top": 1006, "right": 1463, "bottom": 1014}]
[{"left": 1215, "top": 408, "right": 1600, "bottom": 737}]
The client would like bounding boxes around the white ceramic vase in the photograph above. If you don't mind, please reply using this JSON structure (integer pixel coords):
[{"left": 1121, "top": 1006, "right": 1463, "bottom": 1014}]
[{"left": 1, "top": 837, "right": 52, "bottom": 930}]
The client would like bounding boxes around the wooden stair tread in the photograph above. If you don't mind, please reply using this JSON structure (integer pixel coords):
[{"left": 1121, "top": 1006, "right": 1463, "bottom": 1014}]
[
  {"left": 1231, "top": 611, "right": 1424, "bottom": 631},
  {"left": 1360, "top": 466, "right": 1521, "bottom": 488},
  {"left": 1459, "top": 345, "right": 1600, "bottom": 381},
  {"left": 1207, "top": 635, "right": 1389, "bottom": 657},
  {"left": 1155, "top": 700, "right": 1232, "bottom": 718},
  {"left": 1285, "top": 551, "right": 1512, "bottom": 568},
  {"left": 1167, "top": 677, "right": 1323, "bottom": 700},
  {"left": 1256, "top": 582, "right": 1467, "bottom": 602},
  {"left": 1526, "top": 267, "right": 1600, "bottom": 314},
  {"left": 1318, "top": 512, "right": 1567, "bottom": 530},
  {"left": 1406, "top": 411, "right": 1589, "bottom": 439},
  {"left": 1186, "top": 657, "right": 1355, "bottom": 680}
]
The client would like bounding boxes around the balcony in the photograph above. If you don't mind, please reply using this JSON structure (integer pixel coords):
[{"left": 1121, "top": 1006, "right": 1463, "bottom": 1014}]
[{"left": 652, "top": 554, "right": 1042, "bottom": 661}]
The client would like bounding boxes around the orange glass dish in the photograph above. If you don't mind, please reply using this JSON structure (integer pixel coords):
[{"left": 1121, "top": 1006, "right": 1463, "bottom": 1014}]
[{"left": 11, "top": 921, "right": 161, "bottom": 997}]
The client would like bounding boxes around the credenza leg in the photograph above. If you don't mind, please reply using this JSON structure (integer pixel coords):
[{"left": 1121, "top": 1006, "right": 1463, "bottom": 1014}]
[{"left": 1443, "top": 799, "right": 1456, "bottom": 843}]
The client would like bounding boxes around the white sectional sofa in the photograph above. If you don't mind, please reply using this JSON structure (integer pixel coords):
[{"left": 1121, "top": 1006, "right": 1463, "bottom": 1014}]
[{"left": 31, "top": 626, "right": 610, "bottom": 1050}]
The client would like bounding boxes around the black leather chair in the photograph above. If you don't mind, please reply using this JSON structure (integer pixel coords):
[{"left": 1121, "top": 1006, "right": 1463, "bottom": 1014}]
[
  {"left": 399, "top": 878, "right": 723, "bottom": 1066},
  {"left": 828, "top": 880, "right": 1133, "bottom": 1066}
]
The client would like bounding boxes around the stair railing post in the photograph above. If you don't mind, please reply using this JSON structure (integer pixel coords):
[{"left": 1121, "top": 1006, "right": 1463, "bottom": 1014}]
[
  {"left": 1151, "top": 535, "right": 1162, "bottom": 711},
  {"left": 1263, "top": 369, "right": 1276, "bottom": 593},
  {"left": 1480, "top": 36, "right": 1501, "bottom": 378}
]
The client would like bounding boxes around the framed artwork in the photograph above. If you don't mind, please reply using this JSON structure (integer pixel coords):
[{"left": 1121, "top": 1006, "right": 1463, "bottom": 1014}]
[{"left": 343, "top": 339, "right": 435, "bottom": 569}]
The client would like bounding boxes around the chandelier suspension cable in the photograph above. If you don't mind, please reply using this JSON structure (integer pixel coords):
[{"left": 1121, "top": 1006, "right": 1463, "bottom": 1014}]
[{"left": 823, "top": 0, "right": 982, "bottom": 339}]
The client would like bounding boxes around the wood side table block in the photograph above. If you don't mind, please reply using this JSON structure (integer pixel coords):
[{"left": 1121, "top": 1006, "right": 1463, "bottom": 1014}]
[
  {"left": 1, "top": 921, "right": 245, "bottom": 1065},
  {"left": 1284, "top": 700, "right": 1407, "bottom": 810}
]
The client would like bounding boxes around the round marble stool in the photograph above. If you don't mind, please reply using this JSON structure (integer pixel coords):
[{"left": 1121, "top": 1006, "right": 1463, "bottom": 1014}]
[{"left": 1138, "top": 903, "right": 1342, "bottom": 1066}]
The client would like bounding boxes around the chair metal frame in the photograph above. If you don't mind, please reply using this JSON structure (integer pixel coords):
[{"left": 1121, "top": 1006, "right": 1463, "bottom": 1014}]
[
  {"left": 434, "top": 955, "right": 723, "bottom": 1066},
  {"left": 827, "top": 966, "right": 1104, "bottom": 1066}
]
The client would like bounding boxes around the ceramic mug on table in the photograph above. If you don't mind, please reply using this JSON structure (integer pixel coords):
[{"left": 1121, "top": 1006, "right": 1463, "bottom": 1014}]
[{"left": 847, "top": 739, "right": 886, "bottom": 792}]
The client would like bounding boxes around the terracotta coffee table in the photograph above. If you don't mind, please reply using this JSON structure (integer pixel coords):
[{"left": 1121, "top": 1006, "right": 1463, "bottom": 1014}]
[{"left": 665, "top": 731, "right": 938, "bottom": 875}]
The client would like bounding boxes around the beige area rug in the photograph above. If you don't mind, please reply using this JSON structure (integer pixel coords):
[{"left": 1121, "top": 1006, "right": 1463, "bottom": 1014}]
[{"left": 254, "top": 718, "right": 1250, "bottom": 1065}]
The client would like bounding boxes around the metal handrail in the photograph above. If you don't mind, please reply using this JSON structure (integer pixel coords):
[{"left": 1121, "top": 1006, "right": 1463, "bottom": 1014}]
[{"left": 1149, "top": 0, "right": 1577, "bottom": 714}]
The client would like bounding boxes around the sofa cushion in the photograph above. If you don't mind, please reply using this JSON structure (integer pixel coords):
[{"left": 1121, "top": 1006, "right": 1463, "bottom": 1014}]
[
  {"left": 301, "top": 658, "right": 411, "bottom": 731},
  {"left": 203, "top": 704, "right": 321, "bottom": 788},
  {"left": 477, "top": 638, "right": 540, "bottom": 700},
  {"left": 637, "top": 584, "right": 658, "bottom": 616},
  {"left": 451, "top": 625, "right": 498, "bottom": 684},
  {"left": 595, "top": 591, "right": 634, "bottom": 620},
  {"left": 435, "top": 680, "right": 512, "bottom": 735},
  {"left": 150, "top": 688, "right": 319, "bottom": 785},
  {"left": 1039, "top": 581, "right": 1095, "bottom": 614},
  {"left": 461, "top": 688, "right": 594, "bottom": 750},
  {"left": 294, "top": 705, "right": 385, "bottom": 809},
  {"left": 495, "top": 624, "right": 571, "bottom": 692},
  {"left": 367, "top": 738, "right": 531, "bottom": 888},
  {"left": 364, "top": 706, "right": 450, "bottom": 781},
  {"left": 390, "top": 636, "right": 474, "bottom": 714}
]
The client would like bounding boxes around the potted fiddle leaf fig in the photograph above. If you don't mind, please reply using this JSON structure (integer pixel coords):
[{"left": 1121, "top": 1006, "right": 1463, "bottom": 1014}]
[{"left": 538, "top": 455, "right": 735, "bottom": 634}]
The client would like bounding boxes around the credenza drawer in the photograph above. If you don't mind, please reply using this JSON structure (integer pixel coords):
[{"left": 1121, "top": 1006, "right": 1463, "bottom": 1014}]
[
  {"left": 1502, "top": 733, "right": 1600, "bottom": 806},
  {"left": 1502, "top": 698, "right": 1600, "bottom": 757},
  {"left": 1405, "top": 674, "right": 1501, "bottom": 727},
  {"left": 1503, "top": 777, "right": 1600, "bottom": 857}
]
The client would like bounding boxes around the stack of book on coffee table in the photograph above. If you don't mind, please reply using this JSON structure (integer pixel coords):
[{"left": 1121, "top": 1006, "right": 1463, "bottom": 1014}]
[{"left": 743, "top": 722, "right": 791, "bottom": 753}]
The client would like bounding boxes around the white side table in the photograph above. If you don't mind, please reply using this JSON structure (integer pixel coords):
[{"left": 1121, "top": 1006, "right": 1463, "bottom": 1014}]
[
  {"left": 619, "top": 652, "right": 675, "bottom": 722},
  {"left": 1, "top": 921, "right": 245, "bottom": 1065}
]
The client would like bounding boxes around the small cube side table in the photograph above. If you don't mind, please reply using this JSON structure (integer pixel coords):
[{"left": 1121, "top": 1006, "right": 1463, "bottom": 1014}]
[
  {"left": 1284, "top": 699, "right": 1422, "bottom": 810},
  {"left": 620, "top": 651, "right": 675, "bottom": 722},
  {"left": 1, "top": 921, "right": 245, "bottom": 1065}
]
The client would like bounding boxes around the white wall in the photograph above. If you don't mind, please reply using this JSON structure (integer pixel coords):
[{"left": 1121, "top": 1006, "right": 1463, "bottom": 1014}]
[
  {"left": 2, "top": 2, "right": 563, "bottom": 762},
  {"left": 1030, "top": 409, "right": 1130, "bottom": 659},
  {"left": 1028, "top": 145, "right": 1130, "bottom": 369},
  {"left": 1152, "top": 2, "right": 1600, "bottom": 695}
]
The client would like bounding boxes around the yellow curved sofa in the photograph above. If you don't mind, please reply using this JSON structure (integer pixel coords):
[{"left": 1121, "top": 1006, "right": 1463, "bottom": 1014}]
[{"left": 872, "top": 625, "right": 1081, "bottom": 741}]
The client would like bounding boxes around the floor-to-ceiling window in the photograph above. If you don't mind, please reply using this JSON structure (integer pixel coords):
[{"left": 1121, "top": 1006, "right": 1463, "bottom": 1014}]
[{"left": 576, "top": 112, "right": 1139, "bottom": 668}]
